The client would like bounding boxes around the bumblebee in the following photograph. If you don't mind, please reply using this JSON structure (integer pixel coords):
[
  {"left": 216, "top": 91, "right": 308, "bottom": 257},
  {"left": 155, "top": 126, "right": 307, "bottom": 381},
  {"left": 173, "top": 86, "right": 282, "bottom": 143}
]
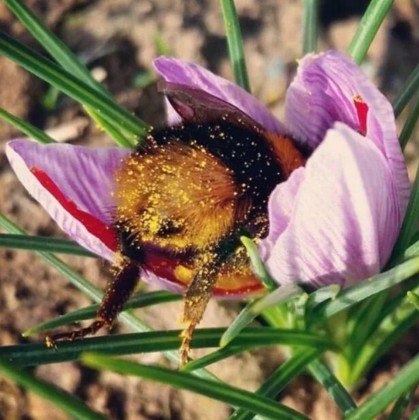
[{"left": 47, "top": 87, "right": 305, "bottom": 364}]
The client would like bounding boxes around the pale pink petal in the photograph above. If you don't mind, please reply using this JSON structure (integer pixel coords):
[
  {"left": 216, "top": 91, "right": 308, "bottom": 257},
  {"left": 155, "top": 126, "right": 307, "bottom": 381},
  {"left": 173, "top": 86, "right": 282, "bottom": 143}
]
[
  {"left": 259, "top": 167, "right": 305, "bottom": 260},
  {"left": 263, "top": 123, "right": 403, "bottom": 288},
  {"left": 6, "top": 139, "right": 129, "bottom": 260},
  {"left": 286, "top": 50, "right": 409, "bottom": 213}
]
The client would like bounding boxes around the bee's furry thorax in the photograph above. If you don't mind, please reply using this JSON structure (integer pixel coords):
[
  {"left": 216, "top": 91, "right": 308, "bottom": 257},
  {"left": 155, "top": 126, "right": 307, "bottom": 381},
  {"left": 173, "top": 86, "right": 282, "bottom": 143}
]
[{"left": 113, "top": 120, "right": 294, "bottom": 254}]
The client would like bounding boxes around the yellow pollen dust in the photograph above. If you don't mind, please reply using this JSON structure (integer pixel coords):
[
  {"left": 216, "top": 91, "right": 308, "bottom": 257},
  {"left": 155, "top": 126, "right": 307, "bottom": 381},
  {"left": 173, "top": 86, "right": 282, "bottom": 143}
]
[{"left": 113, "top": 142, "right": 239, "bottom": 251}]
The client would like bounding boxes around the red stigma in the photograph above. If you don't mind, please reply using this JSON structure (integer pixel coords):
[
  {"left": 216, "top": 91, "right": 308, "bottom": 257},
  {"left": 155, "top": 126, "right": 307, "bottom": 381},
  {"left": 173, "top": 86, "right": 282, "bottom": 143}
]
[{"left": 354, "top": 95, "right": 368, "bottom": 136}]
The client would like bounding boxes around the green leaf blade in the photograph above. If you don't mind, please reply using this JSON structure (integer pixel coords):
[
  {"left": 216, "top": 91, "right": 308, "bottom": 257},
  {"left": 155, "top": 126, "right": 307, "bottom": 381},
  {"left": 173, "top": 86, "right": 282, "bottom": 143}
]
[
  {"left": 23, "top": 291, "right": 180, "bottom": 337},
  {"left": 347, "top": 354, "right": 419, "bottom": 420},
  {"left": 393, "top": 64, "right": 419, "bottom": 117},
  {"left": 0, "top": 357, "right": 104, "bottom": 420},
  {"left": 399, "top": 97, "right": 419, "bottom": 150},
  {"left": 302, "top": 0, "right": 319, "bottom": 54},
  {"left": 0, "top": 107, "right": 54, "bottom": 143},
  {"left": 0, "top": 234, "right": 95, "bottom": 257},
  {"left": 220, "top": 0, "right": 250, "bottom": 92},
  {"left": 313, "top": 256, "right": 419, "bottom": 322},
  {"left": 231, "top": 349, "right": 322, "bottom": 420},
  {"left": 220, "top": 284, "right": 302, "bottom": 347},
  {"left": 82, "top": 353, "right": 308, "bottom": 420},
  {"left": 390, "top": 166, "right": 419, "bottom": 264},
  {"left": 0, "top": 328, "right": 333, "bottom": 367},
  {"left": 347, "top": 0, "right": 394, "bottom": 64},
  {"left": 0, "top": 32, "right": 146, "bottom": 144}
]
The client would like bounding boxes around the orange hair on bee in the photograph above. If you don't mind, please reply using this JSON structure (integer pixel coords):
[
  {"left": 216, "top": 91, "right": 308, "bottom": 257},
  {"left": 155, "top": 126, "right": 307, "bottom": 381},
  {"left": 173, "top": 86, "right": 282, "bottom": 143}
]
[{"left": 263, "top": 132, "right": 306, "bottom": 178}]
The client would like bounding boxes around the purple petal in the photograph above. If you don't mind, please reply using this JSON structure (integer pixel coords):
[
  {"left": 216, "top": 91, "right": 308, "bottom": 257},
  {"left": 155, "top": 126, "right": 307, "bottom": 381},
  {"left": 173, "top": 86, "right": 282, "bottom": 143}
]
[
  {"left": 286, "top": 50, "right": 410, "bottom": 212},
  {"left": 159, "top": 81, "right": 269, "bottom": 131},
  {"left": 153, "top": 56, "right": 286, "bottom": 135},
  {"left": 164, "top": 97, "right": 183, "bottom": 126},
  {"left": 6, "top": 139, "right": 129, "bottom": 260},
  {"left": 259, "top": 167, "right": 305, "bottom": 260},
  {"left": 262, "top": 123, "right": 405, "bottom": 288}
]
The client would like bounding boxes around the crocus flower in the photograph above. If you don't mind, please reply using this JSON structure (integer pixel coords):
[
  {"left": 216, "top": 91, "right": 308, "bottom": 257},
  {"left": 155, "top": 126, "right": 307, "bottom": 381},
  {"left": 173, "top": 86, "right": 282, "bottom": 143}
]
[{"left": 6, "top": 50, "right": 409, "bottom": 293}]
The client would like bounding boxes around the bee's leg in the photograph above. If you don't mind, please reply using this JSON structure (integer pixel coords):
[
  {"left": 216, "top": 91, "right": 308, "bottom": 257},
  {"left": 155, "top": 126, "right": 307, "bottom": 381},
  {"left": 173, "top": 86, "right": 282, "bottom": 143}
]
[
  {"left": 180, "top": 255, "right": 219, "bottom": 365},
  {"left": 45, "top": 256, "right": 140, "bottom": 347}
]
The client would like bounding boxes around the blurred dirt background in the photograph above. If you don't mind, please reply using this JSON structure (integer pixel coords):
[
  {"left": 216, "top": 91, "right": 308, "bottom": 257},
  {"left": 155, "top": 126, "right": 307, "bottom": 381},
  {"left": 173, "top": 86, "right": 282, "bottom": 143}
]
[{"left": 0, "top": 0, "right": 418, "bottom": 419}]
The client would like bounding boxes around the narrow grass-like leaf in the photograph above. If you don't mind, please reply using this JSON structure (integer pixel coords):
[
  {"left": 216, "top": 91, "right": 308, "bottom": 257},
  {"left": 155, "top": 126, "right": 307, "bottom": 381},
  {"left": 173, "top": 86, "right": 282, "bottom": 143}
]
[
  {"left": 133, "top": 70, "right": 156, "bottom": 88},
  {"left": 312, "top": 256, "right": 419, "bottom": 322},
  {"left": 0, "top": 328, "right": 333, "bottom": 367},
  {"left": 405, "top": 240, "right": 419, "bottom": 260},
  {"left": 346, "top": 292, "right": 388, "bottom": 366},
  {"left": 347, "top": 354, "right": 419, "bottom": 420},
  {"left": 154, "top": 32, "right": 171, "bottom": 56},
  {"left": 410, "top": 406, "right": 419, "bottom": 420},
  {"left": 83, "top": 105, "right": 133, "bottom": 147},
  {"left": 220, "top": 284, "right": 302, "bottom": 347},
  {"left": 302, "top": 0, "right": 318, "bottom": 54},
  {"left": 82, "top": 353, "right": 308, "bottom": 420},
  {"left": 407, "top": 291, "right": 419, "bottom": 309},
  {"left": 261, "top": 305, "right": 289, "bottom": 329},
  {"left": 347, "top": 0, "right": 394, "bottom": 64},
  {"left": 182, "top": 346, "right": 247, "bottom": 372},
  {"left": 393, "top": 64, "right": 419, "bottom": 117},
  {"left": 305, "top": 284, "right": 340, "bottom": 314},
  {"left": 390, "top": 165, "right": 419, "bottom": 263},
  {"left": 5, "top": 0, "right": 107, "bottom": 95},
  {"left": 42, "top": 86, "right": 60, "bottom": 110},
  {"left": 4, "top": 0, "right": 140, "bottom": 145},
  {"left": 23, "top": 291, "right": 180, "bottom": 336},
  {"left": 349, "top": 292, "right": 419, "bottom": 386},
  {"left": 231, "top": 349, "right": 322, "bottom": 420},
  {"left": 388, "top": 387, "right": 416, "bottom": 420},
  {"left": 0, "top": 32, "right": 146, "bottom": 141},
  {"left": 0, "top": 234, "right": 95, "bottom": 257},
  {"left": 220, "top": 0, "right": 250, "bottom": 92},
  {"left": 262, "top": 299, "right": 357, "bottom": 415},
  {"left": 0, "top": 107, "right": 54, "bottom": 143},
  {"left": 0, "top": 216, "right": 166, "bottom": 353},
  {"left": 0, "top": 357, "right": 104, "bottom": 420},
  {"left": 0, "top": 214, "right": 105, "bottom": 299},
  {"left": 349, "top": 169, "right": 419, "bottom": 363},
  {"left": 0, "top": 214, "right": 217, "bottom": 379},
  {"left": 308, "top": 359, "right": 357, "bottom": 415},
  {"left": 241, "top": 236, "right": 276, "bottom": 290},
  {"left": 399, "top": 97, "right": 419, "bottom": 150}
]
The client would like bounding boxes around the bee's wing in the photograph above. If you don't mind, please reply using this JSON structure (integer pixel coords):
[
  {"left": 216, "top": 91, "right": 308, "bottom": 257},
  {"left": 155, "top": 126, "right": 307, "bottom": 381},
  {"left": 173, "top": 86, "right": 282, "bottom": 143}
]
[{"left": 158, "top": 80, "right": 264, "bottom": 132}]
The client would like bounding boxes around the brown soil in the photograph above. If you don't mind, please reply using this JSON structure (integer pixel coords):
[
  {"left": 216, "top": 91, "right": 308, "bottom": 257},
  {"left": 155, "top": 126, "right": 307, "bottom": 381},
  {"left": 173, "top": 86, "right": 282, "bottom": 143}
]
[{"left": 0, "top": 1, "right": 418, "bottom": 419}]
